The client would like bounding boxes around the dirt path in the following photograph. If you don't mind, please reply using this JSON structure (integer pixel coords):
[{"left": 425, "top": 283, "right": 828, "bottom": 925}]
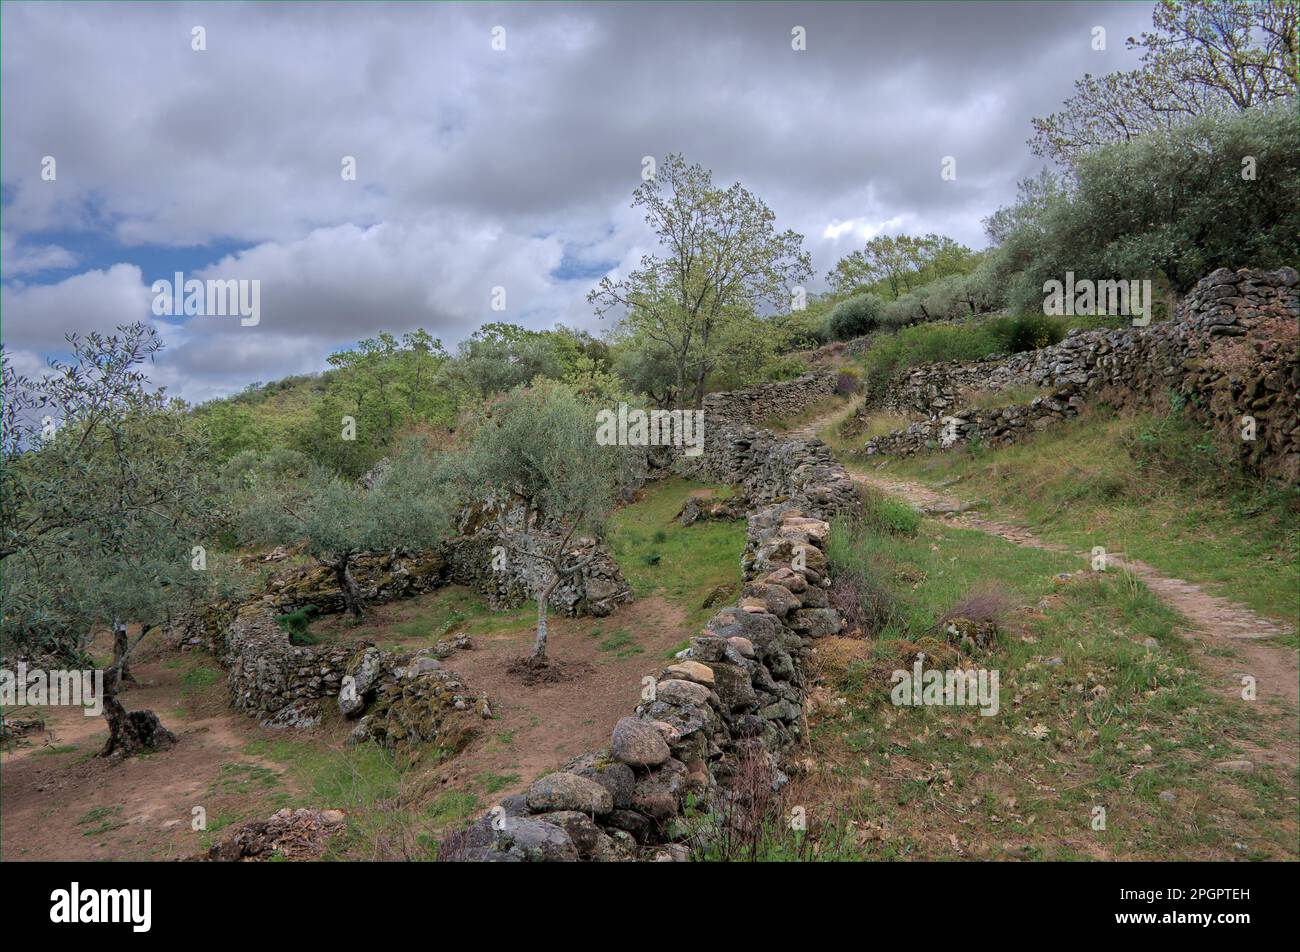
[
  {"left": 786, "top": 402, "right": 1297, "bottom": 773},
  {"left": 1, "top": 652, "right": 297, "bottom": 861},
  {"left": 852, "top": 467, "right": 1299, "bottom": 772}
]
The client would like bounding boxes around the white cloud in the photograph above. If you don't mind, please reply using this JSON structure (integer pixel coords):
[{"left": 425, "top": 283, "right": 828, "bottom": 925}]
[{"left": 0, "top": 264, "right": 152, "bottom": 351}]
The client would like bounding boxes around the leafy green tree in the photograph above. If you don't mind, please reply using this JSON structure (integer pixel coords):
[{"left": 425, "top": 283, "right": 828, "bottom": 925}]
[
  {"left": 992, "top": 100, "right": 1298, "bottom": 312},
  {"left": 1, "top": 324, "right": 223, "bottom": 757},
  {"left": 439, "top": 322, "right": 567, "bottom": 401},
  {"left": 826, "top": 234, "right": 977, "bottom": 300},
  {"left": 825, "top": 293, "right": 886, "bottom": 340},
  {"left": 445, "top": 381, "right": 638, "bottom": 668},
  {"left": 1031, "top": 0, "right": 1298, "bottom": 164},
  {"left": 292, "top": 329, "right": 458, "bottom": 477},
  {"left": 589, "top": 153, "right": 812, "bottom": 408},
  {"left": 225, "top": 437, "right": 454, "bottom": 619}
]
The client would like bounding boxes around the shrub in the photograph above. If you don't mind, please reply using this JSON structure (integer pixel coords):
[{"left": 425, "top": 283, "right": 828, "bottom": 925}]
[
  {"left": 828, "top": 565, "right": 899, "bottom": 637},
  {"left": 987, "top": 313, "right": 1066, "bottom": 353},
  {"left": 834, "top": 370, "right": 861, "bottom": 395},
  {"left": 859, "top": 323, "right": 1000, "bottom": 400},
  {"left": 276, "top": 605, "right": 321, "bottom": 645},
  {"left": 825, "top": 293, "right": 885, "bottom": 340},
  {"left": 937, "top": 588, "right": 1012, "bottom": 629}
]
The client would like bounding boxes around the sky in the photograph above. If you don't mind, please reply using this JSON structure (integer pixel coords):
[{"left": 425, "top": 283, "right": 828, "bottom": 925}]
[{"left": 1, "top": 0, "right": 1154, "bottom": 404}]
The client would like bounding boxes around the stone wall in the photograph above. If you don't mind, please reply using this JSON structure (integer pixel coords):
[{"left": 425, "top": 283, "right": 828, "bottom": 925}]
[
  {"left": 440, "top": 385, "right": 860, "bottom": 862},
  {"left": 700, "top": 370, "right": 839, "bottom": 426},
  {"left": 862, "top": 267, "right": 1299, "bottom": 480},
  {"left": 444, "top": 495, "right": 633, "bottom": 617},
  {"left": 864, "top": 385, "right": 1083, "bottom": 458}
]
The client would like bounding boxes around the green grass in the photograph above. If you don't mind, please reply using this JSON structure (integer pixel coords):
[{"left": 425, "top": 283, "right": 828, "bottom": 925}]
[
  {"left": 76, "top": 805, "right": 127, "bottom": 837},
  {"left": 609, "top": 478, "right": 746, "bottom": 627},
  {"left": 873, "top": 408, "right": 1298, "bottom": 624},
  {"left": 477, "top": 771, "right": 520, "bottom": 795},
  {"left": 596, "top": 627, "right": 643, "bottom": 660},
  {"left": 785, "top": 509, "right": 1297, "bottom": 861}
]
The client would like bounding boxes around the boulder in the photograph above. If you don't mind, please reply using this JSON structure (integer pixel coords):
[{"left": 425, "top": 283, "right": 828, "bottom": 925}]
[
  {"left": 526, "top": 772, "right": 614, "bottom": 815},
  {"left": 611, "top": 716, "right": 671, "bottom": 767}
]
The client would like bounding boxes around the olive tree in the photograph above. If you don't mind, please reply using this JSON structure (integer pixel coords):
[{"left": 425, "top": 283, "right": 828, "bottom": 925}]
[
  {"left": 1, "top": 325, "right": 221, "bottom": 758},
  {"left": 225, "top": 437, "right": 454, "bottom": 619},
  {"left": 445, "top": 380, "right": 638, "bottom": 668}
]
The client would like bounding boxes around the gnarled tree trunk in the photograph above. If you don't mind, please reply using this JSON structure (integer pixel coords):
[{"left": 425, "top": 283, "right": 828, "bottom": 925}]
[
  {"left": 334, "top": 556, "right": 364, "bottom": 619},
  {"left": 111, "top": 621, "right": 135, "bottom": 684},
  {"left": 99, "top": 667, "right": 175, "bottom": 760}
]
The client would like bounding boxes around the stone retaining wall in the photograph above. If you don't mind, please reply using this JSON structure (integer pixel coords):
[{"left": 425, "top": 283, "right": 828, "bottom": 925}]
[
  {"left": 440, "top": 389, "right": 861, "bottom": 861},
  {"left": 700, "top": 370, "right": 839, "bottom": 427},
  {"left": 862, "top": 268, "right": 1299, "bottom": 479}
]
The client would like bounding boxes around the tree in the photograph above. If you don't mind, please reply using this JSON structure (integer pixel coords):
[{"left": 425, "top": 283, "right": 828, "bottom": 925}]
[
  {"left": 439, "top": 322, "right": 567, "bottom": 402},
  {"left": 445, "top": 381, "right": 638, "bottom": 668},
  {"left": 589, "top": 153, "right": 812, "bottom": 408},
  {"left": 225, "top": 438, "right": 454, "bottom": 619},
  {"left": 1031, "top": 0, "right": 1298, "bottom": 165},
  {"left": 298, "top": 329, "right": 457, "bottom": 477},
  {"left": 994, "top": 100, "right": 1299, "bottom": 311},
  {"left": 825, "top": 293, "right": 886, "bottom": 340},
  {"left": 826, "top": 234, "right": 977, "bottom": 299},
  {"left": 1, "top": 324, "right": 222, "bottom": 758}
]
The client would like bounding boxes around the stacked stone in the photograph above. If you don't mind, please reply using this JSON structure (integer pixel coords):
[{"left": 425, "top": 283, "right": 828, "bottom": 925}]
[
  {"left": 444, "top": 494, "right": 633, "bottom": 617},
  {"left": 700, "top": 370, "right": 838, "bottom": 426},
  {"left": 864, "top": 386, "right": 1084, "bottom": 457},
  {"left": 861, "top": 267, "right": 1298, "bottom": 480},
  {"left": 220, "top": 596, "right": 481, "bottom": 747},
  {"left": 441, "top": 408, "right": 859, "bottom": 862}
]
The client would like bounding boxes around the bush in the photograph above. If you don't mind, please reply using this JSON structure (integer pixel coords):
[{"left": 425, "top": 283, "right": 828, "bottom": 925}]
[
  {"left": 860, "top": 323, "right": 1000, "bottom": 400},
  {"left": 834, "top": 370, "right": 861, "bottom": 395},
  {"left": 825, "top": 293, "right": 885, "bottom": 340},
  {"left": 276, "top": 605, "right": 321, "bottom": 645},
  {"left": 828, "top": 565, "right": 899, "bottom": 637},
  {"left": 987, "top": 313, "right": 1066, "bottom": 353}
]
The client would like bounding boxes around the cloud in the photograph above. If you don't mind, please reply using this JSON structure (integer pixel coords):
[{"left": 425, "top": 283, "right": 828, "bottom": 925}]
[
  {"left": 0, "top": 231, "right": 77, "bottom": 276},
  {"left": 1, "top": 1, "right": 1157, "bottom": 399},
  {"left": 0, "top": 263, "right": 152, "bottom": 351}
]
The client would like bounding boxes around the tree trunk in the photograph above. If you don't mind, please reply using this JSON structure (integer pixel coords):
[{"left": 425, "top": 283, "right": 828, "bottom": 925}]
[
  {"left": 528, "top": 575, "right": 564, "bottom": 667},
  {"left": 530, "top": 596, "right": 549, "bottom": 666},
  {"left": 335, "top": 557, "right": 364, "bottom": 619},
  {"left": 112, "top": 622, "right": 135, "bottom": 684},
  {"left": 99, "top": 667, "right": 175, "bottom": 760}
]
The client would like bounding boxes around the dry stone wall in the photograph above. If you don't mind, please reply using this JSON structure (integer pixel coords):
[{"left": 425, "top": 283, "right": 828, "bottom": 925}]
[
  {"left": 700, "top": 370, "right": 838, "bottom": 426},
  {"left": 440, "top": 383, "right": 861, "bottom": 862},
  {"left": 444, "top": 495, "right": 633, "bottom": 617},
  {"left": 863, "top": 268, "right": 1299, "bottom": 480}
]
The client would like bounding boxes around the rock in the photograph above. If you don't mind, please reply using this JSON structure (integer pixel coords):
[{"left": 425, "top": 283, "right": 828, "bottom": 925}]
[
  {"left": 788, "top": 608, "right": 843, "bottom": 638},
  {"left": 531, "top": 811, "right": 612, "bottom": 861},
  {"left": 726, "top": 636, "right": 756, "bottom": 659},
  {"left": 663, "top": 661, "right": 715, "bottom": 686},
  {"left": 706, "top": 662, "right": 757, "bottom": 712},
  {"left": 501, "top": 818, "right": 580, "bottom": 862},
  {"left": 655, "top": 678, "right": 712, "bottom": 707},
  {"left": 611, "top": 717, "right": 671, "bottom": 767},
  {"left": 526, "top": 772, "right": 614, "bottom": 815}
]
